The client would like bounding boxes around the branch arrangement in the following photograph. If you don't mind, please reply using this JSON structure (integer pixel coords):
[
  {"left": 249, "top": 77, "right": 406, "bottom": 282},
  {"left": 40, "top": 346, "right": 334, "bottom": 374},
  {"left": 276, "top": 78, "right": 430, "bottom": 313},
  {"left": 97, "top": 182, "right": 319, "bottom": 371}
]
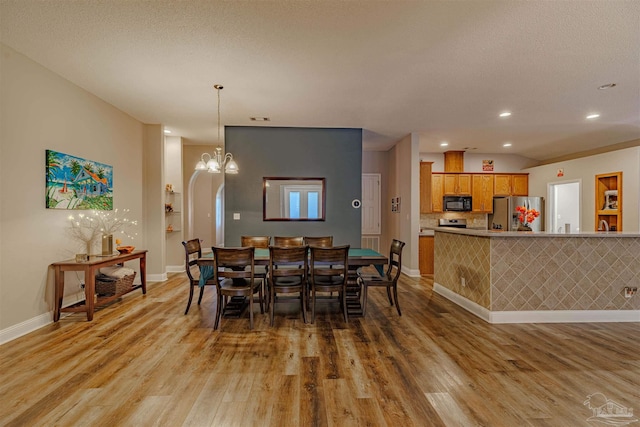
[{"left": 68, "top": 209, "right": 138, "bottom": 248}]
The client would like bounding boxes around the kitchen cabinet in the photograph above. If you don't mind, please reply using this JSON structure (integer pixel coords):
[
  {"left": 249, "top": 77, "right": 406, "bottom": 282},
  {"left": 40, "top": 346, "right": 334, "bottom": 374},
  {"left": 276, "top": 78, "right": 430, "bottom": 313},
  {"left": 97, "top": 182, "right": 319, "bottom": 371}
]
[
  {"left": 595, "top": 172, "right": 622, "bottom": 231},
  {"left": 431, "top": 174, "right": 444, "bottom": 212},
  {"left": 494, "top": 174, "right": 528, "bottom": 196},
  {"left": 443, "top": 173, "right": 471, "bottom": 195},
  {"left": 419, "top": 235, "right": 434, "bottom": 276},
  {"left": 472, "top": 174, "right": 494, "bottom": 212},
  {"left": 420, "top": 162, "right": 433, "bottom": 213},
  {"left": 511, "top": 174, "right": 528, "bottom": 196},
  {"left": 443, "top": 151, "right": 465, "bottom": 172}
]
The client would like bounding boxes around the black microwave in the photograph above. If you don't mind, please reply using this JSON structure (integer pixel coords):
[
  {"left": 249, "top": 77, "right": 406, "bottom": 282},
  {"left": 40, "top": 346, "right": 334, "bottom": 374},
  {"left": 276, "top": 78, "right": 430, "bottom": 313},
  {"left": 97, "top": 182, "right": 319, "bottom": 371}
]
[{"left": 443, "top": 196, "right": 472, "bottom": 212}]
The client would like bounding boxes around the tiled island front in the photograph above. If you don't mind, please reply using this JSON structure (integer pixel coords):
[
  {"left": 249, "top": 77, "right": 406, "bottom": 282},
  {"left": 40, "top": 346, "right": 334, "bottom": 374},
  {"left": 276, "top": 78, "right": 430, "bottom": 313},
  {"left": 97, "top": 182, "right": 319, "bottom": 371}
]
[{"left": 433, "top": 228, "right": 640, "bottom": 323}]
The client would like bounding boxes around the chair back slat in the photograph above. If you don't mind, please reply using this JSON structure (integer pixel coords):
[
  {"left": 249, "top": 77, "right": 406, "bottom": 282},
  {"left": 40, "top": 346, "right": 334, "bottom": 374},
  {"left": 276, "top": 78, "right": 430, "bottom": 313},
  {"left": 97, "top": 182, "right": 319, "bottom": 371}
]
[
  {"left": 303, "top": 236, "right": 333, "bottom": 247},
  {"left": 241, "top": 236, "right": 271, "bottom": 248},
  {"left": 273, "top": 236, "right": 304, "bottom": 247}
]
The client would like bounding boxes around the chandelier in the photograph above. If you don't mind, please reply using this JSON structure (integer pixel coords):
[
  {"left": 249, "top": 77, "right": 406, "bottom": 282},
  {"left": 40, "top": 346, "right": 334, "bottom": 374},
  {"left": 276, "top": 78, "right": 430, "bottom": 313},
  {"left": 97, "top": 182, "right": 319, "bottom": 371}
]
[{"left": 195, "top": 84, "right": 238, "bottom": 174}]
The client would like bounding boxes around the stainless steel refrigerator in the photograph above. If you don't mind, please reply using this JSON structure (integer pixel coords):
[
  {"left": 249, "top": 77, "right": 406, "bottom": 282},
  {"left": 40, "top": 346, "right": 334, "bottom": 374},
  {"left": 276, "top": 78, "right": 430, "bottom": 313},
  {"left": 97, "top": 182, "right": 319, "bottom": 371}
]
[{"left": 489, "top": 196, "right": 545, "bottom": 231}]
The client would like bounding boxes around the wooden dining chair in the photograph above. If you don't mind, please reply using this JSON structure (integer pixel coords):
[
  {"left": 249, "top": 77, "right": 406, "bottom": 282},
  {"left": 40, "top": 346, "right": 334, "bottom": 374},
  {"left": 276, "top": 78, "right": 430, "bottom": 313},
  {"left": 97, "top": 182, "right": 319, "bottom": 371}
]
[
  {"left": 309, "top": 245, "right": 350, "bottom": 323},
  {"left": 357, "top": 239, "right": 406, "bottom": 316},
  {"left": 241, "top": 236, "right": 271, "bottom": 308},
  {"left": 303, "top": 236, "right": 333, "bottom": 247},
  {"left": 273, "top": 236, "right": 304, "bottom": 247},
  {"left": 212, "top": 246, "right": 264, "bottom": 330},
  {"left": 268, "top": 245, "right": 308, "bottom": 326},
  {"left": 182, "top": 239, "right": 217, "bottom": 315}
]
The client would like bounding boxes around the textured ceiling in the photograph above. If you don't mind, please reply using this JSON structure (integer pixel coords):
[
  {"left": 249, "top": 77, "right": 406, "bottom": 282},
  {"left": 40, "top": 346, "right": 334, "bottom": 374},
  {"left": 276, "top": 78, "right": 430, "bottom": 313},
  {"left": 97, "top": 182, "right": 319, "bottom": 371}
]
[{"left": 1, "top": 1, "right": 639, "bottom": 161}]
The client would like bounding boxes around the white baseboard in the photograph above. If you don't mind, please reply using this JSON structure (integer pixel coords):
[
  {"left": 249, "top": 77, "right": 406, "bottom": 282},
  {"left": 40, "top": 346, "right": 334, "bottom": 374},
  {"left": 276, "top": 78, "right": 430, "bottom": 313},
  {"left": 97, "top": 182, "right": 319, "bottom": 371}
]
[
  {"left": 489, "top": 310, "right": 640, "bottom": 323},
  {"left": 433, "top": 283, "right": 491, "bottom": 322},
  {"left": 166, "top": 265, "right": 185, "bottom": 273},
  {"left": 147, "top": 273, "right": 167, "bottom": 282},
  {"left": 433, "top": 283, "right": 640, "bottom": 324},
  {"left": 0, "top": 312, "right": 53, "bottom": 345},
  {"left": 0, "top": 289, "right": 88, "bottom": 345},
  {"left": 402, "top": 266, "right": 421, "bottom": 278}
]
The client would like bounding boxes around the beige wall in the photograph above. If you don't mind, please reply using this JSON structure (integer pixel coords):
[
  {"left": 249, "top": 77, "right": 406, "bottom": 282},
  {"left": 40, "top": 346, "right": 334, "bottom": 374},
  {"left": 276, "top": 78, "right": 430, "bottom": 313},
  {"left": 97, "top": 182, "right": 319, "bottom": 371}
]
[
  {"left": 526, "top": 147, "right": 640, "bottom": 232},
  {"left": 0, "top": 44, "right": 145, "bottom": 332},
  {"left": 386, "top": 134, "right": 420, "bottom": 275}
]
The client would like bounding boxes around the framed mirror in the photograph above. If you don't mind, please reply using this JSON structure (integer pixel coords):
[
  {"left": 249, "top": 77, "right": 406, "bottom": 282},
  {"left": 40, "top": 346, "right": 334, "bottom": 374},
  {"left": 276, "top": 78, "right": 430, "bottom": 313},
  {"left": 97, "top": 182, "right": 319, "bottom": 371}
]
[{"left": 263, "top": 177, "right": 326, "bottom": 221}]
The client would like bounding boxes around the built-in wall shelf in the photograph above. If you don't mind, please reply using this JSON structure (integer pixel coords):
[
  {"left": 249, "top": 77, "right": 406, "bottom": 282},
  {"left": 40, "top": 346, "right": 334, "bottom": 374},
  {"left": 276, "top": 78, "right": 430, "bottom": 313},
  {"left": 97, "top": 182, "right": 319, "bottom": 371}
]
[
  {"left": 165, "top": 191, "right": 182, "bottom": 235},
  {"left": 595, "top": 172, "right": 622, "bottom": 231}
]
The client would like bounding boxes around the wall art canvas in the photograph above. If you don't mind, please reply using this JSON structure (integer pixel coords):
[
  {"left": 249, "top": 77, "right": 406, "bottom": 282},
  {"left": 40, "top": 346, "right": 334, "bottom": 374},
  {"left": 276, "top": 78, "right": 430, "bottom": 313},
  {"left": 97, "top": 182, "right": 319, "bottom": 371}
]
[{"left": 46, "top": 149, "right": 113, "bottom": 210}]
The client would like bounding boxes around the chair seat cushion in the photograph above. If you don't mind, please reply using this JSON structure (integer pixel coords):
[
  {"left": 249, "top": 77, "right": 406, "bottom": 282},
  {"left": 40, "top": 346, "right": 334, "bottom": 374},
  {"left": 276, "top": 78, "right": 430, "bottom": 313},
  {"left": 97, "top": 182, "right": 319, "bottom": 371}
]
[
  {"left": 273, "top": 276, "right": 304, "bottom": 287},
  {"left": 219, "top": 278, "right": 262, "bottom": 289},
  {"left": 313, "top": 276, "right": 344, "bottom": 286}
]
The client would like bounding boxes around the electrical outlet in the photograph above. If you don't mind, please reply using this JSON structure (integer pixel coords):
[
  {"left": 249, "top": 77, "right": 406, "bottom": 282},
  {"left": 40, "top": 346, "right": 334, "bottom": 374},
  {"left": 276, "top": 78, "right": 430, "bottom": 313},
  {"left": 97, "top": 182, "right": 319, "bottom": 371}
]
[
  {"left": 461, "top": 277, "right": 466, "bottom": 287},
  {"left": 624, "top": 287, "right": 637, "bottom": 298}
]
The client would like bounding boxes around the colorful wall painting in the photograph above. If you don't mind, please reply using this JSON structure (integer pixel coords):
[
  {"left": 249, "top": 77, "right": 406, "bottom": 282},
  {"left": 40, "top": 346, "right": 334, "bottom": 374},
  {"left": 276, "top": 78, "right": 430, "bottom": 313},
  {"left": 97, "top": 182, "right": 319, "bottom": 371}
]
[{"left": 45, "top": 149, "right": 113, "bottom": 210}]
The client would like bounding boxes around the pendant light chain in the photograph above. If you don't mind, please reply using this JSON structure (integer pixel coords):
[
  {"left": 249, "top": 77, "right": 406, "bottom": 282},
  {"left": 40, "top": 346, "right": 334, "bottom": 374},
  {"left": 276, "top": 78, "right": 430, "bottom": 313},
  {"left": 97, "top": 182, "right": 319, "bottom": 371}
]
[{"left": 215, "top": 84, "right": 223, "bottom": 145}]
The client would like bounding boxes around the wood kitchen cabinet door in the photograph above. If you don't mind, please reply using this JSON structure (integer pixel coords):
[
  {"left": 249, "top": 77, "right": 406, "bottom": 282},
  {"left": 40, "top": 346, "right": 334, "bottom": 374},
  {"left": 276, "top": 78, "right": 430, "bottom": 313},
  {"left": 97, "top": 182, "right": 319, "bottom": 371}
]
[
  {"left": 511, "top": 174, "right": 528, "bottom": 196},
  {"left": 472, "top": 174, "right": 494, "bottom": 212},
  {"left": 457, "top": 174, "right": 472, "bottom": 194},
  {"left": 494, "top": 174, "right": 529, "bottom": 196},
  {"left": 431, "top": 173, "right": 444, "bottom": 212},
  {"left": 443, "top": 174, "right": 471, "bottom": 195},
  {"left": 419, "top": 235, "right": 434, "bottom": 275},
  {"left": 494, "top": 174, "right": 512, "bottom": 196}
]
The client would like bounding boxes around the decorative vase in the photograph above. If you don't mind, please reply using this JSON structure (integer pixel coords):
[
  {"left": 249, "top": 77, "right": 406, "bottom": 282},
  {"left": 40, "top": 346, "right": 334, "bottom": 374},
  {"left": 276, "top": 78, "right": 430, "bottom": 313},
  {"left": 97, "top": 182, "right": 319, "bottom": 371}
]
[
  {"left": 102, "top": 234, "right": 113, "bottom": 255},
  {"left": 517, "top": 224, "right": 532, "bottom": 231}
]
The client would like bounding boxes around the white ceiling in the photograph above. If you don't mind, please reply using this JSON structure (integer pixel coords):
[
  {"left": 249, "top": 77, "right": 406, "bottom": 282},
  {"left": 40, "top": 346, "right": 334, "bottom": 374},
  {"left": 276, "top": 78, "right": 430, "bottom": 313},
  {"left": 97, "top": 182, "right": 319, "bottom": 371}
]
[{"left": 1, "top": 1, "right": 639, "bottom": 161}]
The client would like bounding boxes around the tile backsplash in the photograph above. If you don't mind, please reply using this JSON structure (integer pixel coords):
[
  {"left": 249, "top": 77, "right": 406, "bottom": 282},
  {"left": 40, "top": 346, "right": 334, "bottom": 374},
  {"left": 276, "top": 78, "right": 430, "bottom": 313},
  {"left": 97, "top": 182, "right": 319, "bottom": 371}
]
[{"left": 421, "top": 213, "right": 487, "bottom": 230}]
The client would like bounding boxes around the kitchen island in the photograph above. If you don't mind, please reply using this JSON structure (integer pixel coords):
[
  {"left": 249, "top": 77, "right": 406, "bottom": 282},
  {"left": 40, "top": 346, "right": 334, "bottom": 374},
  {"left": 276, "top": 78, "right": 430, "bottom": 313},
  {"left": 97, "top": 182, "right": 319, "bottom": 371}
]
[{"left": 433, "top": 227, "right": 640, "bottom": 323}]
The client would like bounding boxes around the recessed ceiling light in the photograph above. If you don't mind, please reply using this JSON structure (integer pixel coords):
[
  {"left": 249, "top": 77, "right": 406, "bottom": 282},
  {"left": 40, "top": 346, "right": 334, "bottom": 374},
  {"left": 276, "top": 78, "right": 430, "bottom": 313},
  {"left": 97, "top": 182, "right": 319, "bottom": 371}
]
[
  {"left": 586, "top": 114, "right": 600, "bottom": 119},
  {"left": 164, "top": 129, "right": 171, "bottom": 134},
  {"left": 250, "top": 117, "right": 271, "bottom": 122},
  {"left": 499, "top": 112, "right": 512, "bottom": 118},
  {"left": 440, "top": 142, "right": 448, "bottom": 147},
  {"left": 503, "top": 143, "right": 512, "bottom": 147},
  {"left": 598, "top": 83, "right": 616, "bottom": 90}
]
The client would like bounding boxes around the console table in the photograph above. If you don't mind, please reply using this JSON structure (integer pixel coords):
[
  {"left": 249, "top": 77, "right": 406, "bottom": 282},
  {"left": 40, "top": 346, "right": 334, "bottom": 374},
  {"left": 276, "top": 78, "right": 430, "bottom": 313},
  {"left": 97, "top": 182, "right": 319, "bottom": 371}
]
[{"left": 52, "top": 249, "right": 147, "bottom": 321}]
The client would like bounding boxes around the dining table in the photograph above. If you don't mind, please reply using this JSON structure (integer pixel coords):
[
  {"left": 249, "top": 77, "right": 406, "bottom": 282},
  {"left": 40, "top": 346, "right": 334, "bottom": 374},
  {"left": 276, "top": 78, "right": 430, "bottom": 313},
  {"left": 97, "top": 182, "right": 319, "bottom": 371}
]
[{"left": 197, "top": 247, "right": 388, "bottom": 317}]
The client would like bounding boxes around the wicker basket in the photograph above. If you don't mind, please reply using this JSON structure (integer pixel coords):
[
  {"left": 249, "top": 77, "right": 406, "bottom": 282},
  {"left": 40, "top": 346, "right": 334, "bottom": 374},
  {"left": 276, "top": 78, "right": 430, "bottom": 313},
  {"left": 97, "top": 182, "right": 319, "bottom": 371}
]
[{"left": 95, "top": 272, "right": 136, "bottom": 296}]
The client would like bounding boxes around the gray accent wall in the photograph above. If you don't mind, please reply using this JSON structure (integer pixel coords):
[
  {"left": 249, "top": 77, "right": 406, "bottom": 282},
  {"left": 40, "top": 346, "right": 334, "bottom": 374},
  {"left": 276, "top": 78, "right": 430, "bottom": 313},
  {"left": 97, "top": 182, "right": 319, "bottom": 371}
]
[{"left": 225, "top": 126, "right": 362, "bottom": 247}]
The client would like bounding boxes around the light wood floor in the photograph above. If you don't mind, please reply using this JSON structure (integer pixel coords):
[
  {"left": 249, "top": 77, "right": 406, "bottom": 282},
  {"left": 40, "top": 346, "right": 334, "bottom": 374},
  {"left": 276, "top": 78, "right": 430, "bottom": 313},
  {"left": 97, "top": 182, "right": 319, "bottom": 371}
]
[{"left": 1, "top": 273, "right": 638, "bottom": 427}]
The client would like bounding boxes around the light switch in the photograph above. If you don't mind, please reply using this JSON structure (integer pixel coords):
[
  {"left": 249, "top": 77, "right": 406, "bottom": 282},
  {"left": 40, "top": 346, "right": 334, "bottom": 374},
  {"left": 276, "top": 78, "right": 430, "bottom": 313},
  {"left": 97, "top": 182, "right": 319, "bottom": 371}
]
[{"left": 233, "top": 213, "right": 240, "bottom": 220}]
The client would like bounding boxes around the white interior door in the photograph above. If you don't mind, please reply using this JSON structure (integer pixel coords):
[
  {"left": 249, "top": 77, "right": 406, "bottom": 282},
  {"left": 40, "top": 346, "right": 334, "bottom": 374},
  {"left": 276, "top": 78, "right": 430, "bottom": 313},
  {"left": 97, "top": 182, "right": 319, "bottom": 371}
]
[
  {"left": 548, "top": 180, "right": 581, "bottom": 233},
  {"left": 362, "top": 174, "right": 381, "bottom": 234}
]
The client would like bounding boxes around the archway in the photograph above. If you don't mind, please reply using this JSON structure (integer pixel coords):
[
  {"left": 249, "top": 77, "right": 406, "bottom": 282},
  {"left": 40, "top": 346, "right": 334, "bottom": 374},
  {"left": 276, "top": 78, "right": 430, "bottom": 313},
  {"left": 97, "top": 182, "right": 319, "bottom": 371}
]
[{"left": 187, "top": 170, "right": 224, "bottom": 249}]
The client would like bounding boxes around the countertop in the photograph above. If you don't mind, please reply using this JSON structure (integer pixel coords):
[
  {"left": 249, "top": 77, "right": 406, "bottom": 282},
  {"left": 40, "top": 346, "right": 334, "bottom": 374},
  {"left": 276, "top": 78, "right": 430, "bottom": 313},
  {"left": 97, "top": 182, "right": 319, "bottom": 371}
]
[{"left": 431, "top": 227, "right": 640, "bottom": 238}]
